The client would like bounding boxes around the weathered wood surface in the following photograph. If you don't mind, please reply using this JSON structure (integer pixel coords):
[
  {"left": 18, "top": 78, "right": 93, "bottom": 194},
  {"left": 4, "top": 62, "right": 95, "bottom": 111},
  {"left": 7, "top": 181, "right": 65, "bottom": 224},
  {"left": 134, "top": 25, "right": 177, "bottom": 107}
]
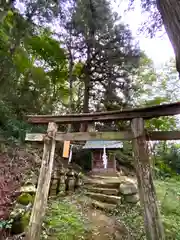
[
  {"left": 131, "top": 118, "right": 165, "bottom": 240},
  {"left": 147, "top": 131, "right": 180, "bottom": 140},
  {"left": 25, "top": 131, "right": 133, "bottom": 141},
  {"left": 26, "top": 102, "right": 180, "bottom": 123},
  {"left": 25, "top": 130, "right": 180, "bottom": 142},
  {"left": 26, "top": 122, "right": 57, "bottom": 240}
]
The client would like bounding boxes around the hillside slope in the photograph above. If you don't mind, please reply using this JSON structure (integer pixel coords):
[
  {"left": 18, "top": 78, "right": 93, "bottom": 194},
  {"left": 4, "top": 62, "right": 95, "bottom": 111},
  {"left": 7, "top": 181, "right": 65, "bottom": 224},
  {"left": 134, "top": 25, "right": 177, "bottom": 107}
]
[{"left": 0, "top": 143, "right": 40, "bottom": 238}]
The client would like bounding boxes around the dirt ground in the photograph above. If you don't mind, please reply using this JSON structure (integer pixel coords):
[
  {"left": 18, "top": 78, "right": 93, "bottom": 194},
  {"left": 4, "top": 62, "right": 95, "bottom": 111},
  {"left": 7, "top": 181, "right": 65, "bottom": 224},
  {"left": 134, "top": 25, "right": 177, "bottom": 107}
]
[
  {"left": 72, "top": 194, "right": 128, "bottom": 240},
  {"left": 85, "top": 208, "right": 127, "bottom": 240}
]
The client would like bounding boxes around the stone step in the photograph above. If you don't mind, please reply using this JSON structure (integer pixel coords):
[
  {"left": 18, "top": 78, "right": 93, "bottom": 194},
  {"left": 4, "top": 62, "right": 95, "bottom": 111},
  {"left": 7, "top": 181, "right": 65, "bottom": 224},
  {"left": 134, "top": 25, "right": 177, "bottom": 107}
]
[
  {"left": 85, "top": 187, "right": 119, "bottom": 196},
  {"left": 89, "top": 172, "right": 120, "bottom": 177},
  {"left": 84, "top": 178, "right": 120, "bottom": 189},
  {"left": 91, "top": 200, "right": 116, "bottom": 211},
  {"left": 90, "top": 175, "right": 136, "bottom": 183},
  {"left": 90, "top": 175, "right": 120, "bottom": 180},
  {"left": 86, "top": 192, "right": 121, "bottom": 204}
]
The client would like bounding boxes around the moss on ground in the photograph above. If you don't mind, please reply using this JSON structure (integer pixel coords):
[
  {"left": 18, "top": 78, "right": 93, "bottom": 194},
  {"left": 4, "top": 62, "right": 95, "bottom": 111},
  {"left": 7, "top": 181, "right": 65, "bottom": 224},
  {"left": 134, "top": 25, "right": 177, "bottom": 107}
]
[
  {"left": 41, "top": 179, "right": 180, "bottom": 240},
  {"left": 42, "top": 196, "right": 91, "bottom": 240},
  {"left": 156, "top": 179, "right": 180, "bottom": 239},
  {"left": 115, "top": 179, "right": 180, "bottom": 240}
]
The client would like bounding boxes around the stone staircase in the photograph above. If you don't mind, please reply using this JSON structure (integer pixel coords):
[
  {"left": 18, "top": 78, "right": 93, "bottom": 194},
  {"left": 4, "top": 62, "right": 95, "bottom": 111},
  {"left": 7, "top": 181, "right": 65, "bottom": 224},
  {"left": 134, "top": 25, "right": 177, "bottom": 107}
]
[{"left": 83, "top": 174, "right": 139, "bottom": 211}]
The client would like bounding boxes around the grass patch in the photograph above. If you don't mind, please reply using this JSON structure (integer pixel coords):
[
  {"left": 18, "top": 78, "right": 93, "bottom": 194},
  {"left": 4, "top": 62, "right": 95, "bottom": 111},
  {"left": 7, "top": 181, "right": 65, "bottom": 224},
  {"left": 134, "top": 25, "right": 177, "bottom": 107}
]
[
  {"left": 116, "top": 179, "right": 180, "bottom": 240},
  {"left": 42, "top": 197, "right": 90, "bottom": 240},
  {"left": 156, "top": 179, "right": 180, "bottom": 239}
]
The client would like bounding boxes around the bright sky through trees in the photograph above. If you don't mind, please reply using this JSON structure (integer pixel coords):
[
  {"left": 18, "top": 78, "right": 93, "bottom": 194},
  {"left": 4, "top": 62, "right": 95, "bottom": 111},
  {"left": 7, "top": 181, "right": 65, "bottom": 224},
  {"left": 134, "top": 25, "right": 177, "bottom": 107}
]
[
  {"left": 16, "top": 0, "right": 175, "bottom": 68},
  {"left": 112, "top": 0, "right": 174, "bottom": 68}
]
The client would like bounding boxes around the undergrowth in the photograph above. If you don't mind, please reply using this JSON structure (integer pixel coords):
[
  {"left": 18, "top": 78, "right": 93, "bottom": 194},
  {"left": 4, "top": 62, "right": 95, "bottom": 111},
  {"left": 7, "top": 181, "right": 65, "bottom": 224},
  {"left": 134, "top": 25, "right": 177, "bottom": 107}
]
[
  {"left": 115, "top": 179, "right": 180, "bottom": 240},
  {"left": 156, "top": 179, "right": 180, "bottom": 239},
  {"left": 42, "top": 197, "right": 90, "bottom": 240}
]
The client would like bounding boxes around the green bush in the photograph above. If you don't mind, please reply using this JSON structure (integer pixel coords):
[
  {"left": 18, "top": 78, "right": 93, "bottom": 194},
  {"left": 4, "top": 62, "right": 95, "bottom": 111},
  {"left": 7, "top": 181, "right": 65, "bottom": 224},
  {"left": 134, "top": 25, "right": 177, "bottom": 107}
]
[
  {"left": 154, "top": 160, "right": 175, "bottom": 179},
  {"left": 156, "top": 180, "right": 180, "bottom": 239},
  {"left": 0, "top": 99, "right": 46, "bottom": 142},
  {"left": 154, "top": 143, "right": 180, "bottom": 177}
]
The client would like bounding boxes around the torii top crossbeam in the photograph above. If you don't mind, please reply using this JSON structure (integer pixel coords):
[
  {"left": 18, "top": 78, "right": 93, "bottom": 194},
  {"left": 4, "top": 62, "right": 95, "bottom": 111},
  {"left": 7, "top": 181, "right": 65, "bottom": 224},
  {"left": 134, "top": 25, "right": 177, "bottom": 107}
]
[{"left": 26, "top": 102, "right": 180, "bottom": 124}]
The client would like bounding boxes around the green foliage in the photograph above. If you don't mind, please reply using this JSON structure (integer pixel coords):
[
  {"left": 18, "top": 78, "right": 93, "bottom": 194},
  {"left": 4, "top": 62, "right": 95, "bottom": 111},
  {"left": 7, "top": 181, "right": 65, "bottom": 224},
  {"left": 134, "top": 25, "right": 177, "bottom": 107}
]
[
  {"left": 0, "top": 9, "right": 69, "bottom": 142},
  {"left": 146, "top": 116, "right": 177, "bottom": 131},
  {"left": 132, "top": 53, "right": 157, "bottom": 103},
  {"left": 26, "top": 32, "right": 66, "bottom": 67},
  {"left": 156, "top": 180, "right": 180, "bottom": 239},
  {"left": 134, "top": 57, "right": 179, "bottom": 132},
  {"left": 0, "top": 1, "right": 179, "bottom": 143},
  {"left": 62, "top": 0, "right": 141, "bottom": 113},
  {"left": 115, "top": 179, "right": 180, "bottom": 240},
  {"left": 154, "top": 161, "right": 174, "bottom": 179},
  {"left": 155, "top": 143, "right": 180, "bottom": 177},
  {"left": 0, "top": 219, "right": 13, "bottom": 229},
  {"left": 42, "top": 199, "right": 89, "bottom": 240},
  {"left": 0, "top": 98, "right": 46, "bottom": 141}
]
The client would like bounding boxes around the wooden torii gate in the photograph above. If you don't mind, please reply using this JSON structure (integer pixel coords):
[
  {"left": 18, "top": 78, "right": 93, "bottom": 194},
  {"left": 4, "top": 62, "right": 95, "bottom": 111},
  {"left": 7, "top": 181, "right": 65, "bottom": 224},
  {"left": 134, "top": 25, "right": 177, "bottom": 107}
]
[{"left": 25, "top": 102, "right": 180, "bottom": 240}]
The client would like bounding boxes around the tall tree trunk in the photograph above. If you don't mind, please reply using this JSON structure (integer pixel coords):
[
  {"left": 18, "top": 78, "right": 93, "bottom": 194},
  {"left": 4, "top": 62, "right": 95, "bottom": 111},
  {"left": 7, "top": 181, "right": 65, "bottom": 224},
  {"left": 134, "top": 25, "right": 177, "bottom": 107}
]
[
  {"left": 82, "top": 40, "right": 91, "bottom": 114},
  {"left": 156, "top": 0, "right": 180, "bottom": 75},
  {"left": 80, "top": 47, "right": 91, "bottom": 132},
  {"left": 83, "top": 75, "right": 90, "bottom": 113},
  {"left": 67, "top": 46, "right": 74, "bottom": 132},
  {"left": 80, "top": 80, "right": 90, "bottom": 132},
  {"left": 66, "top": 26, "right": 74, "bottom": 132},
  {"left": 80, "top": 0, "right": 95, "bottom": 131},
  {"left": 68, "top": 40, "right": 74, "bottom": 114},
  {"left": 82, "top": 0, "right": 95, "bottom": 113}
]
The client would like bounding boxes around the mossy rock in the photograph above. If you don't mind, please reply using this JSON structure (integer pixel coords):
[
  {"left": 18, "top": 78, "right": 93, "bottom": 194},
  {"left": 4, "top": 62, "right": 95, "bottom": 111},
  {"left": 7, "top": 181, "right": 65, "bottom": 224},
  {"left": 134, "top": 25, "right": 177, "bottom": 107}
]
[
  {"left": 21, "top": 211, "right": 30, "bottom": 229},
  {"left": 11, "top": 211, "right": 31, "bottom": 235},
  {"left": 124, "top": 194, "right": 139, "bottom": 203},
  {"left": 17, "top": 193, "right": 34, "bottom": 205}
]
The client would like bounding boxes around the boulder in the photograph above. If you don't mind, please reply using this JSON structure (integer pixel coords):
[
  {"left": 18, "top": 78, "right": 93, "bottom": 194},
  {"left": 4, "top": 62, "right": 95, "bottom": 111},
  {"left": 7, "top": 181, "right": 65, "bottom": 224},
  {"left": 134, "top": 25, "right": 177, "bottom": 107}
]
[
  {"left": 119, "top": 181, "right": 138, "bottom": 195},
  {"left": 124, "top": 194, "right": 139, "bottom": 204}
]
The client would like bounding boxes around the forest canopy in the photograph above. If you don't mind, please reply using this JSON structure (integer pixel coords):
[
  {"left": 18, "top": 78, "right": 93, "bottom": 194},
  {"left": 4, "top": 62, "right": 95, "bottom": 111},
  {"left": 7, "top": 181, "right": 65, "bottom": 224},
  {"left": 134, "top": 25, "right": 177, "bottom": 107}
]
[
  {"left": 1, "top": 2, "right": 180, "bottom": 240},
  {"left": 0, "top": 0, "right": 179, "bottom": 137}
]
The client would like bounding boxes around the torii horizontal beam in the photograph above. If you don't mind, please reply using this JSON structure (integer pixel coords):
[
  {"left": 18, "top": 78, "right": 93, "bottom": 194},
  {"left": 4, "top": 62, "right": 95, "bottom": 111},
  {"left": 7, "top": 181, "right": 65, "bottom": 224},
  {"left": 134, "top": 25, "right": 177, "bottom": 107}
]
[
  {"left": 25, "top": 131, "right": 180, "bottom": 142},
  {"left": 26, "top": 102, "right": 180, "bottom": 124}
]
